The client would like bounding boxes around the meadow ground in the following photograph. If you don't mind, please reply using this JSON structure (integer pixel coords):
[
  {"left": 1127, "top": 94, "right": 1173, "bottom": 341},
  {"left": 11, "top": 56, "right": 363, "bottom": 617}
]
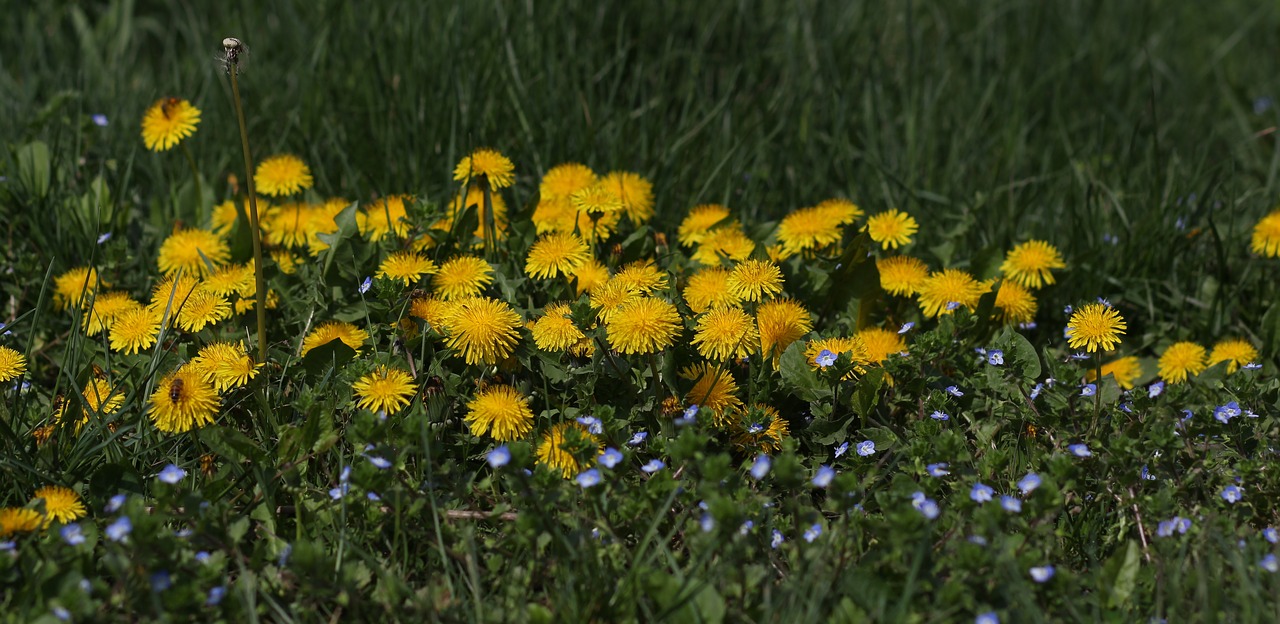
[{"left": 2, "top": 1, "right": 1280, "bottom": 622}]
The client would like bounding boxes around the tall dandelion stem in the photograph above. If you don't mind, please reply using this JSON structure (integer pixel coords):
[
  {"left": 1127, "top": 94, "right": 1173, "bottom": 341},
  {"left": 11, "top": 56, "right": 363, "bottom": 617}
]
[{"left": 223, "top": 37, "right": 268, "bottom": 362}]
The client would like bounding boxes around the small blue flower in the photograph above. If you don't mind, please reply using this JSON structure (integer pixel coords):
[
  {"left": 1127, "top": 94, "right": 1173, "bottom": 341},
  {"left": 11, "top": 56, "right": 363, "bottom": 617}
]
[
  {"left": 576, "top": 415, "right": 604, "bottom": 435},
  {"left": 157, "top": 464, "right": 187, "bottom": 484},
  {"left": 278, "top": 543, "right": 292, "bottom": 568},
  {"left": 700, "top": 513, "right": 716, "bottom": 533},
  {"left": 946, "top": 385, "right": 964, "bottom": 397},
  {"left": 1261, "top": 554, "right": 1279, "bottom": 573},
  {"left": 60, "top": 523, "right": 86, "bottom": 546},
  {"left": 1017, "top": 472, "right": 1041, "bottom": 495},
  {"left": 749, "top": 454, "right": 771, "bottom": 480},
  {"left": 945, "top": 301, "right": 960, "bottom": 311},
  {"left": 930, "top": 410, "right": 949, "bottom": 421},
  {"left": 195, "top": 551, "right": 210, "bottom": 563},
  {"left": 834, "top": 441, "right": 849, "bottom": 458},
  {"left": 917, "top": 499, "right": 940, "bottom": 520},
  {"left": 627, "top": 431, "right": 648, "bottom": 446},
  {"left": 487, "top": 445, "right": 511, "bottom": 468},
  {"left": 1214, "top": 402, "right": 1241, "bottom": 424},
  {"left": 969, "top": 535, "right": 989, "bottom": 546},
  {"left": 683, "top": 405, "right": 699, "bottom": 419},
  {"left": 105, "top": 516, "right": 131, "bottom": 542},
  {"left": 770, "top": 529, "right": 785, "bottom": 549},
  {"left": 97, "top": 232, "right": 112, "bottom": 244},
  {"left": 367, "top": 455, "right": 392, "bottom": 469},
  {"left": 1030, "top": 383, "right": 1044, "bottom": 400},
  {"left": 599, "top": 447, "right": 623, "bottom": 469},
  {"left": 329, "top": 484, "right": 349, "bottom": 500},
  {"left": 1018, "top": 321, "right": 1037, "bottom": 330},
  {"left": 856, "top": 440, "right": 875, "bottom": 457},
  {"left": 150, "top": 570, "right": 171, "bottom": 592},
  {"left": 1080, "top": 384, "right": 1096, "bottom": 397},
  {"left": 1174, "top": 517, "right": 1192, "bottom": 534},
  {"left": 358, "top": 276, "right": 372, "bottom": 294},
  {"left": 641, "top": 459, "right": 665, "bottom": 474},
  {"left": 803, "top": 523, "right": 822, "bottom": 543},
  {"left": 815, "top": 349, "right": 837, "bottom": 368},
  {"left": 1000, "top": 496, "right": 1022, "bottom": 513},
  {"left": 92, "top": 113, "right": 109, "bottom": 127},
  {"left": 1148, "top": 381, "right": 1164, "bottom": 398},
  {"left": 1243, "top": 362, "right": 1262, "bottom": 371},
  {"left": 1263, "top": 527, "right": 1278, "bottom": 544},
  {"left": 105, "top": 494, "right": 126, "bottom": 513},
  {"left": 1156, "top": 519, "right": 1176, "bottom": 538},
  {"left": 339, "top": 466, "right": 351, "bottom": 483},
  {"left": 1140, "top": 465, "right": 1155, "bottom": 481},
  {"left": 1068, "top": 443, "right": 1091, "bottom": 458},
  {"left": 207, "top": 585, "right": 227, "bottom": 606},
  {"left": 747, "top": 422, "right": 764, "bottom": 434},
  {"left": 0, "top": 541, "right": 14, "bottom": 552},
  {"left": 970, "top": 483, "right": 995, "bottom": 504},
  {"left": 988, "top": 350, "right": 1004, "bottom": 366},
  {"left": 1181, "top": 409, "right": 1193, "bottom": 421},
  {"left": 52, "top": 607, "right": 70, "bottom": 622},
  {"left": 926, "top": 463, "right": 950, "bottom": 477},
  {"left": 576, "top": 469, "right": 602, "bottom": 488},
  {"left": 739, "top": 520, "right": 754, "bottom": 535},
  {"left": 1069, "top": 352, "right": 1090, "bottom": 361},
  {"left": 1221, "top": 485, "right": 1243, "bottom": 504},
  {"left": 812, "top": 465, "right": 836, "bottom": 488},
  {"left": 975, "top": 612, "right": 999, "bottom": 624},
  {"left": 898, "top": 322, "right": 914, "bottom": 334},
  {"left": 1029, "top": 565, "right": 1055, "bottom": 583}
]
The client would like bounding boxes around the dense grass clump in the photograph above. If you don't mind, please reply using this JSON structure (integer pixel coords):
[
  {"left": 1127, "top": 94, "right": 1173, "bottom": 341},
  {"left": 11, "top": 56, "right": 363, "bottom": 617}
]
[{"left": 2, "top": 1, "right": 1280, "bottom": 622}]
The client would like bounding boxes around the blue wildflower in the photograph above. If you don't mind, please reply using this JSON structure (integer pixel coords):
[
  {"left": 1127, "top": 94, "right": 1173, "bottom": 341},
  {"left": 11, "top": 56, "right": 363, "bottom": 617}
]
[
  {"left": 930, "top": 410, "right": 949, "bottom": 421},
  {"left": 988, "top": 350, "right": 1004, "bottom": 366},
  {"left": 1221, "top": 485, "right": 1243, "bottom": 504},
  {"left": 576, "top": 469, "right": 603, "bottom": 488},
  {"left": 157, "top": 464, "right": 187, "bottom": 484},
  {"left": 1262, "top": 554, "right": 1279, "bottom": 573},
  {"left": 150, "top": 571, "right": 171, "bottom": 592},
  {"left": 856, "top": 440, "right": 875, "bottom": 456},
  {"left": 803, "top": 524, "right": 822, "bottom": 543},
  {"left": 1080, "top": 384, "right": 1096, "bottom": 397},
  {"left": 771, "top": 529, "right": 785, "bottom": 549},
  {"left": 1148, "top": 381, "right": 1164, "bottom": 398},
  {"left": 207, "top": 586, "right": 227, "bottom": 606},
  {"left": 1017, "top": 472, "right": 1041, "bottom": 495},
  {"left": 946, "top": 385, "right": 964, "bottom": 397},
  {"left": 195, "top": 551, "right": 210, "bottom": 563},
  {"left": 105, "top": 494, "right": 126, "bottom": 513},
  {"left": 970, "top": 483, "right": 995, "bottom": 504},
  {"left": 815, "top": 349, "right": 837, "bottom": 368},
  {"left": 1214, "top": 402, "right": 1241, "bottom": 424},
  {"left": 739, "top": 520, "right": 754, "bottom": 535},
  {"left": 945, "top": 301, "right": 960, "bottom": 311},
  {"left": 926, "top": 463, "right": 950, "bottom": 477},
  {"left": 368, "top": 455, "right": 391, "bottom": 469},
  {"left": 576, "top": 415, "right": 604, "bottom": 435},
  {"left": 1000, "top": 496, "right": 1022, "bottom": 513},
  {"left": 1030, "top": 383, "right": 1043, "bottom": 400},
  {"left": 1068, "top": 443, "right": 1091, "bottom": 458},
  {"left": 358, "top": 276, "right": 372, "bottom": 294},
  {"left": 106, "top": 517, "right": 132, "bottom": 542},
  {"left": 700, "top": 513, "right": 716, "bottom": 533},
  {"left": 641, "top": 459, "right": 665, "bottom": 474},
  {"left": 899, "top": 322, "right": 914, "bottom": 334},
  {"left": 487, "top": 445, "right": 511, "bottom": 468},
  {"left": 976, "top": 612, "right": 999, "bottom": 624},
  {"left": 60, "top": 523, "right": 85, "bottom": 546},
  {"left": 278, "top": 543, "right": 292, "bottom": 567},
  {"left": 1029, "top": 565, "right": 1055, "bottom": 583},
  {"left": 1156, "top": 519, "right": 1176, "bottom": 538},
  {"left": 53, "top": 607, "right": 70, "bottom": 622},
  {"left": 749, "top": 454, "right": 771, "bottom": 480},
  {"left": 812, "top": 465, "right": 835, "bottom": 488},
  {"left": 599, "top": 447, "right": 623, "bottom": 469},
  {"left": 97, "top": 232, "right": 112, "bottom": 244},
  {"left": 834, "top": 441, "right": 850, "bottom": 458},
  {"left": 1263, "top": 527, "right": 1278, "bottom": 544},
  {"left": 627, "top": 431, "right": 648, "bottom": 446},
  {"left": 1174, "top": 517, "right": 1191, "bottom": 534}
]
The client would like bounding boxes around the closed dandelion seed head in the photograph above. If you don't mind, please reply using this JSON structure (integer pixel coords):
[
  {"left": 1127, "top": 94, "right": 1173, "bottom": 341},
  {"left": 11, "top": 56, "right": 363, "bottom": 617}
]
[
  {"left": 109, "top": 307, "right": 162, "bottom": 354},
  {"left": 376, "top": 251, "right": 438, "bottom": 286},
  {"left": 141, "top": 97, "right": 200, "bottom": 151},
  {"left": 693, "top": 307, "right": 758, "bottom": 361},
  {"left": 525, "top": 233, "right": 590, "bottom": 279},
  {"left": 0, "top": 508, "right": 43, "bottom": 536},
  {"left": 54, "top": 267, "right": 105, "bottom": 311},
  {"left": 683, "top": 267, "right": 741, "bottom": 314},
  {"left": 857, "top": 327, "right": 907, "bottom": 363},
  {"left": 453, "top": 148, "right": 515, "bottom": 190},
  {"left": 757, "top": 299, "right": 813, "bottom": 363},
  {"left": 877, "top": 255, "right": 930, "bottom": 296},
  {"left": 255, "top": 154, "right": 314, "bottom": 197},
  {"left": 994, "top": 280, "right": 1038, "bottom": 325},
  {"left": 32, "top": 486, "right": 86, "bottom": 525},
  {"left": 191, "top": 342, "right": 260, "bottom": 391},
  {"left": 148, "top": 365, "right": 219, "bottom": 433},
  {"left": 175, "top": 289, "right": 232, "bottom": 332},
  {"left": 1159, "top": 341, "right": 1207, "bottom": 384},
  {"left": 464, "top": 385, "right": 535, "bottom": 442},
  {"left": 863, "top": 209, "right": 918, "bottom": 250},
  {"left": 82, "top": 291, "right": 141, "bottom": 336},
  {"left": 539, "top": 162, "right": 597, "bottom": 198},
  {"left": 1208, "top": 338, "right": 1259, "bottom": 374},
  {"left": 678, "top": 204, "right": 733, "bottom": 247},
  {"left": 1000, "top": 240, "right": 1066, "bottom": 288},
  {"left": 605, "top": 297, "right": 681, "bottom": 355},
  {"left": 536, "top": 422, "right": 599, "bottom": 478},
  {"left": 433, "top": 256, "right": 494, "bottom": 300},
  {"left": 601, "top": 171, "right": 655, "bottom": 224},
  {"left": 352, "top": 366, "right": 417, "bottom": 414},
  {"left": 691, "top": 227, "right": 756, "bottom": 265},
  {"left": 0, "top": 347, "right": 28, "bottom": 383},
  {"left": 613, "top": 260, "right": 669, "bottom": 294},
  {"left": 1251, "top": 209, "right": 1280, "bottom": 257},
  {"left": 441, "top": 297, "right": 523, "bottom": 365},
  {"left": 590, "top": 279, "right": 642, "bottom": 323},
  {"left": 917, "top": 269, "right": 990, "bottom": 318},
  {"left": 571, "top": 258, "right": 610, "bottom": 295},
  {"left": 681, "top": 363, "right": 743, "bottom": 425},
  {"left": 1065, "top": 302, "right": 1126, "bottom": 352},
  {"left": 301, "top": 321, "right": 369, "bottom": 356},
  {"left": 727, "top": 260, "right": 784, "bottom": 302},
  {"left": 532, "top": 304, "right": 586, "bottom": 352}
]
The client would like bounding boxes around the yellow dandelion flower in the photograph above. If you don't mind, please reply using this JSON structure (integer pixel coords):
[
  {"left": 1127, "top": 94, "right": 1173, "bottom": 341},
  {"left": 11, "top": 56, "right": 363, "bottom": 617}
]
[
  {"left": 605, "top": 297, "right": 681, "bottom": 355},
  {"left": 148, "top": 273, "right": 201, "bottom": 320},
  {"left": 684, "top": 267, "right": 741, "bottom": 314},
  {"left": 1208, "top": 338, "right": 1260, "bottom": 374},
  {"left": 305, "top": 197, "right": 348, "bottom": 255},
  {"left": 270, "top": 249, "right": 302, "bottom": 275},
  {"left": 157, "top": 228, "right": 230, "bottom": 278},
  {"left": 691, "top": 227, "right": 756, "bottom": 265},
  {"left": 202, "top": 263, "right": 254, "bottom": 297},
  {"left": 678, "top": 204, "right": 733, "bottom": 247},
  {"left": 141, "top": 97, "right": 200, "bottom": 151},
  {"left": 727, "top": 259, "right": 784, "bottom": 302},
  {"left": 536, "top": 422, "right": 598, "bottom": 478},
  {"left": 775, "top": 199, "right": 859, "bottom": 258},
  {"left": 301, "top": 321, "right": 369, "bottom": 356},
  {"left": 917, "top": 269, "right": 991, "bottom": 318},
  {"left": 31, "top": 486, "right": 87, "bottom": 525},
  {"left": 994, "top": 280, "right": 1038, "bottom": 325},
  {"left": 454, "top": 148, "right": 515, "bottom": 190},
  {"left": 1066, "top": 303, "right": 1127, "bottom": 353},
  {"left": 465, "top": 384, "right": 535, "bottom": 442},
  {"left": 681, "top": 363, "right": 743, "bottom": 426},
  {"left": 352, "top": 366, "right": 417, "bottom": 414},
  {"left": 78, "top": 377, "right": 125, "bottom": 427},
  {"left": 877, "top": 256, "right": 929, "bottom": 296},
  {"left": 589, "top": 279, "right": 642, "bottom": 323},
  {"left": 109, "top": 307, "right": 162, "bottom": 354},
  {"left": 532, "top": 303, "right": 587, "bottom": 352},
  {"left": 377, "top": 251, "right": 439, "bottom": 286},
  {"left": 729, "top": 404, "right": 790, "bottom": 453},
  {"left": 1251, "top": 209, "right": 1280, "bottom": 257},
  {"left": 433, "top": 256, "right": 494, "bottom": 300},
  {"left": 409, "top": 295, "right": 456, "bottom": 332},
  {"left": 261, "top": 202, "right": 314, "bottom": 249},
  {"left": 441, "top": 297, "right": 523, "bottom": 365},
  {"left": 757, "top": 299, "right": 813, "bottom": 362},
  {"left": 857, "top": 327, "right": 906, "bottom": 363},
  {"left": 1087, "top": 356, "right": 1143, "bottom": 390},
  {"left": 0, "top": 508, "right": 43, "bottom": 537},
  {"left": 571, "top": 183, "right": 624, "bottom": 217},
  {"left": 256, "top": 154, "right": 314, "bottom": 197},
  {"left": 175, "top": 289, "right": 231, "bottom": 333},
  {"left": 813, "top": 198, "right": 863, "bottom": 225},
  {"left": 148, "top": 365, "right": 218, "bottom": 433},
  {"left": 358, "top": 194, "right": 413, "bottom": 241},
  {"left": 1158, "top": 341, "right": 1207, "bottom": 384},
  {"left": 863, "top": 209, "right": 918, "bottom": 250},
  {"left": 437, "top": 184, "right": 509, "bottom": 244},
  {"left": 82, "top": 291, "right": 141, "bottom": 336},
  {"left": 601, "top": 171, "right": 655, "bottom": 223},
  {"left": 0, "top": 347, "right": 28, "bottom": 383},
  {"left": 613, "top": 260, "right": 669, "bottom": 294},
  {"left": 540, "top": 162, "right": 597, "bottom": 199},
  {"left": 209, "top": 198, "right": 252, "bottom": 235},
  {"left": 692, "top": 307, "right": 758, "bottom": 361},
  {"left": 192, "top": 342, "right": 260, "bottom": 391},
  {"left": 571, "top": 258, "right": 610, "bottom": 295},
  {"left": 1000, "top": 240, "right": 1066, "bottom": 289},
  {"left": 53, "top": 267, "right": 104, "bottom": 311},
  {"left": 525, "top": 232, "right": 590, "bottom": 279}
]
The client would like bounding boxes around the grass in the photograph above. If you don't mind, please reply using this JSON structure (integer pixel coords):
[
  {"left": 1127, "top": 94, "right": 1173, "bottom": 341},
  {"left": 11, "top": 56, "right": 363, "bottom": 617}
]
[{"left": 2, "top": 0, "right": 1280, "bottom": 621}]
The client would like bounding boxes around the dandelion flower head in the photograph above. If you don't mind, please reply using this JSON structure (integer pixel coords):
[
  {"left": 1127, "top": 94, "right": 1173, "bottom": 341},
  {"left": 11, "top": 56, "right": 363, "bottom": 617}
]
[
  {"left": 148, "top": 364, "right": 219, "bottom": 433},
  {"left": 433, "top": 256, "right": 494, "bottom": 300},
  {"left": 352, "top": 366, "right": 417, "bottom": 414},
  {"left": 1209, "top": 338, "right": 1259, "bottom": 374},
  {"left": 465, "top": 384, "right": 535, "bottom": 442},
  {"left": 441, "top": 297, "right": 523, "bottom": 365},
  {"left": 877, "top": 255, "right": 929, "bottom": 296},
  {"left": 1251, "top": 209, "right": 1280, "bottom": 257},
  {"left": 692, "top": 306, "right": 759, "bottom": 361},
  {"left": 141, "top": 97, "right": 200, "bottom": 151},
  {"left": 1065, "top": 302, "right": 1126, "bottom": 353},
  {"left": 727, "top": 260, "right": 784, "bottom": 302},
  {"left": 256, "top": 154, "right": 314, "bottom": 197},
  {"left": 863, "top": 209, "right": 918, "bottom": 250},
  {"left": 1159, "top": 341, "right": 1207, "bottom": 384},
  {"left": 1000, "top": 240, "right": 1066, "bottom": 289},
  {"left": 301, "top": 321, "right": 369, "bottom": 356},
  {"left": 454, "top": 148, "right": 515, "bottom": 190},
  {"left": 0, "top": 347, "right": 28, "bottom": 383},
  {"left": 917, "top": 269, "right": 990, "bottom": 318},
  {"left": 605, "top": 297, "right": 681, "bottom": 355}
]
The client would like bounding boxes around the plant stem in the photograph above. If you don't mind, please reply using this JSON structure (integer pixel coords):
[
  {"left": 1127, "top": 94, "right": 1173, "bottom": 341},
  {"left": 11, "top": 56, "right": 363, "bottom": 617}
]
[{"left": 225, "top": 44, "right": 269, "bottom": 363}]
